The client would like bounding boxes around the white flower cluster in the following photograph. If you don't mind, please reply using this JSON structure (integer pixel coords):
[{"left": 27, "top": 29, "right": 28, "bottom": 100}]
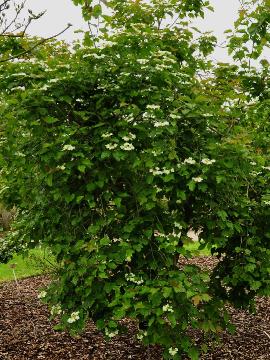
[
  {"left": 263, "top": 166, "right": 270, "bottom": 170},
  {"left": 11, "top": 86, "right": 25, "bottom": 91},
  {"left": 105, "top": 328, "right": 119, "bottom": 338},
  {"left": 120, "top": 142, "right": 135, "bottom": 151},
  {"left": 50, "top": 304, "right": 62, "bottom": 316},
  {"left": 162, "top": 303, "right": 174, "bottom": 313},
  {"left": 125, "top": 273, "right": 144, "bottom": 285},
  {"left": 146, "top": 104, "right": 160, "bottom": 110},
  {"left": 122, "top": 114, "right": 134, "bottom": 123},
  {"left": 169, "top": 347, "right": 178, "bottom": 356},
  {"left": 62, "top": 144, "right": 75, "bottom": 151},
  {"left": 102, "top": 132, "right": 113, "bottom": 138},
  {"left": 105, "top": 143, "right": 118, "bottom": 150},
  {"left": 263, "top": 200, "right": 270, "bottom": 205},
  {"left": 201, "top": 158, "right": 216, "bottom": 165},
  {"left": 149, "top": 167, "right": 174, "bottom": 176},
  {"left": 192, "top": 176, "right": 204, "bottom": 183},
  {"left": 122, "top": 133, "right": 136, "bottom": 141},
  {"left": 67, "top": 311, "right": 80, "bottom": 323},
  {"left": 38, "top": 290, "right": 47, "bottom": 299},
  {"left": 184, "top": 157, "right": 196, "bottom": 165},
  {"left": 154, "top": 121, "right": 170, "bottom": 128},
  {"left": 137, "top": 59, "right": 149, "bottom": 65}
]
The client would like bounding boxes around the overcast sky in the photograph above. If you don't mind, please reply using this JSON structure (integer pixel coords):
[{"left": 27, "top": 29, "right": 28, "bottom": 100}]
[{"left": 26, "top": 0, "right": 241, "bottom": 61}]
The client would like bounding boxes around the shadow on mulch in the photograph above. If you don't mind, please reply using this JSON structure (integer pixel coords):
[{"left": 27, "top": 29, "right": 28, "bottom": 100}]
[{"left": 0, "top": 257, "right": 269, "bottom": 360}]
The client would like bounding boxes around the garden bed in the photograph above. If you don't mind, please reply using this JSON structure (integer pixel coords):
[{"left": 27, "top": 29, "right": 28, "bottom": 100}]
[{"left": 0, "top": 257, "right": 269, "bottom": 359}]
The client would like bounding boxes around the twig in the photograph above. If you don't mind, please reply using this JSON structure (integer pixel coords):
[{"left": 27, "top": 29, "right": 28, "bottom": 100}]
[
  {"left": 0, "top": 23, "right": 72, "bottom": 63},
  {"left": 263, "top": 331, "right": 270, "bottom": 340}
]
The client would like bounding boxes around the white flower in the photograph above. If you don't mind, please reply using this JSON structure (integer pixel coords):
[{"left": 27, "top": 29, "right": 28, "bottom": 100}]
[
  {"left": 67, "top": 311, "right": 80, "bottom": 323},
  {"left": 154, "top": 121, "right": 170, "bottom": 127},
  {"left": 201, "top": 158, "right": 216, "bottom": 165},
  {"left": 169, "top": 347, "right": 178, "bottom": 356},
  {"left": 184, "top": 157, "right": 196, "bottom": 165},
  {"left": 102, "top": 132, "right": 113, "bottom": 138},
  {"left": 262, "top": 166, "right": 270, "bottom": 170},
  {"left": 38, "top": 290, "right": 47, "bottom": 299},
  {"left": 263, "top": 200, "right": 270, "bottom": 205},
  {"left": 192, "top": 176, "right": 203, "bottom": 183},
  {"left": 120, "top": 142, "right": 135, "bottom": 151},
  {"left": 62, "top": 144, "right": 75, "bottom": 151},
  {"left": 50, "top": 305, "right": 62, "bottom": 316},
  {"left": 162, "top": 303, "right": 174, "bottom": 313},
  {"left": 122, "top": 133, "right": 136, "bottom": 141},
  {"left": 250, "top": 162, "right": 256, "bottom": 166},
  {"left": 137, "top": 59, "right": 148, "bottom": 65},
  {"left": 146, "top": 104, "right": 160, "bottom": 110},
  {"left": 105, "top": 328, "right": 119, "bottom": 338},
  {"left": 11, "top": 86, "right": 25, "bottom": 91},
  {"left": 105, "top": 143, "right": 118, "bottom": 150},
  {"left": 57, "top": 165, "right": 66, "bottom": 171}
]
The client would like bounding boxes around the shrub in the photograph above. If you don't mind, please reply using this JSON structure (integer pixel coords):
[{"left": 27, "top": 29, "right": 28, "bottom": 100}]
[{"left": 0, "top": 1, "right": 269, "bottom": 358}]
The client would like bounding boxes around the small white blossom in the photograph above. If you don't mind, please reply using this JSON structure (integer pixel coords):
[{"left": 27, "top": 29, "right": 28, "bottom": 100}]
[
  {"left": 38, "top": 290, "right": 47, "bottom": 299},
  {"left": 102, "top": 132, "right": 113, "bottom": 138},
  {"left": 67, "top": 311, "right": 80, "bottom": 323},
  {"left": 50, "top": 305, "right": 62, "bottom": 316},
  {"left": 169, "top": 347, "right": 178, "bottom": 356},
  {"left": 105, "top": 143, "right": 118, "bottom": 150},
  {"left": 120, "top": 142, "right": 135, "bottom": 151},
  {"left": 162, "top": 303, "right": 174, "bottom": 313},
  {"left": 146, "top": 104, "right": 160, "bottom": 110},
  {"left": 11, "top": 86, "right": 25, "bottom": 91},
  {"left": 262, "top": 166, "right": 270, "bottom": 170},
  {"left": 184, "top": 157, "right": 196, "bottom": 165},
  {"left": 201, "top": 158, "right": 216, "bottom": 165},
  {"left": 263, "top": 200, "right": 270, "bottom": 205},
  {"left": 122, "top": 133, "right": 136, "bottom": 142},
  {"left": 137, "top": 59, "right": 148, "bottom": 65},
  {"left": 105, "top": 328, "right": 119, "bottom": 338},
  {"left": 250, "top": 162, "right": 257, "bottom": 166},
  {"left": 192, "top": 176, "right": 203, "bottom": 183},
  {"left": 63, "top": 144, "right": 75, "bottom": 151},
  {"left": 57, "top": 165, "right": 66, "bottom": 171},
  {"left": 154, "top": 121, "right": 170, "bottom": 127}
]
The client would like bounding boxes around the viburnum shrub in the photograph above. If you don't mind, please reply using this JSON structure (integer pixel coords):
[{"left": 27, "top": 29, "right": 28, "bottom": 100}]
[{"left": 0, "top": 0, "right": 269, "bottom": 358}]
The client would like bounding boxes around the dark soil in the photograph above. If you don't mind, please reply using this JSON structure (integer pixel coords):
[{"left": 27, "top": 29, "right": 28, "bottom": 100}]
[{"left": 0, "top": 257, "right": 269, "bottom": 360}]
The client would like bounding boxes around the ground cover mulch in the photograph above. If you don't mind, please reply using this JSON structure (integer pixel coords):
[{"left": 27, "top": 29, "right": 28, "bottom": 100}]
[{"left": 0, "top": 257, "right": 269, "bottom": 360}]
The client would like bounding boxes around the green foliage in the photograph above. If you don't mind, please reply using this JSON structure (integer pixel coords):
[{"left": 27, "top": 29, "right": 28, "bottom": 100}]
[{"left": 0, "top": 0, "right": 269, "bottom": 358}]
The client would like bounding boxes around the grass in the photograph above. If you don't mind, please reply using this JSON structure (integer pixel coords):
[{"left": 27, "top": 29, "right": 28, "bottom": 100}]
[
  {"left": 0, "top": 241, "right": 210, "bottom": 283},
  {"left": 0, "top": 248, "right": 55, "bottom": 282}
]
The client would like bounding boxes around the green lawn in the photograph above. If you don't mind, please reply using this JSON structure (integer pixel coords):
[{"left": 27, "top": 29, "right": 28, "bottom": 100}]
[
  {"left": 0, "top": 248, "right": 55, "bottom": 282},
  {"left": 0, "top": 242, "right": 210, "bottom": 283}
]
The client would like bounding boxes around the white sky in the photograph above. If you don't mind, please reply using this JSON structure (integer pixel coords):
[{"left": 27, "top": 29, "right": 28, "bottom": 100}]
[{"left": 26, "top": 0, "right": 241, "bottom": 61}]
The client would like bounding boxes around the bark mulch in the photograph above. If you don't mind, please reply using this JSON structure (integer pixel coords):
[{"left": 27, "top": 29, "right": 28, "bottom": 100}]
[{"left": 0, "top": 257, "right": 269, "bottom": 360}]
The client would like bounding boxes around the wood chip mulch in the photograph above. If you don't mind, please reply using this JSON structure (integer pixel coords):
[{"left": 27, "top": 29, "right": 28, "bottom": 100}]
[{"left": 0, "top": 257, "right": 269, "bottom": 360}]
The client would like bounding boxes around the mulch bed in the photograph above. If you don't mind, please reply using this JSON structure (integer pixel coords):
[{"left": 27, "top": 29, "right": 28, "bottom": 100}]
[{"left": 0, "top": 257, "right": 269, "bottom": 359}]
